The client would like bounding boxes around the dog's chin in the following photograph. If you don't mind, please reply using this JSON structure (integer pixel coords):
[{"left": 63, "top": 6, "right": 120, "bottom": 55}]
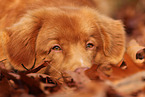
[{"left": 44, "top": 66, "right": 90, "bottom": 80}]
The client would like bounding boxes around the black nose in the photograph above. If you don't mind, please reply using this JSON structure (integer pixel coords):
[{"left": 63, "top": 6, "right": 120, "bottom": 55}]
[{"left": 74, "top": 67, "right": 89, "bottom": 73}]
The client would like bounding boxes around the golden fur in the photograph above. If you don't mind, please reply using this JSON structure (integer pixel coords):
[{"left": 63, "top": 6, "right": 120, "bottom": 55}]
[{"left": 0, "top": 0, "right": 125, "bottom": 76}]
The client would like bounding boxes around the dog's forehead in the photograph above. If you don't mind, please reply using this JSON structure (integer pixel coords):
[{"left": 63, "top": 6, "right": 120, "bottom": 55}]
[{"left": 48, "top": 12, "right": 97, "bottom": 43}]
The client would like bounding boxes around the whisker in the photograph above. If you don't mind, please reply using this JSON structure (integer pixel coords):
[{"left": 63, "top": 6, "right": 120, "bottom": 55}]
[
  {"left": 45, "top": 62, "right": 62, "bottom": 76},
  {"left": 36, "top": 54, "right": 62, "bottom": 76}
]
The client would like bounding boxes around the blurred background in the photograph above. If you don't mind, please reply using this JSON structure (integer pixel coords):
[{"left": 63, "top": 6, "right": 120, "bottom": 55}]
[{"left": 108, "top": 0, "right": 145, "bottom": 46}]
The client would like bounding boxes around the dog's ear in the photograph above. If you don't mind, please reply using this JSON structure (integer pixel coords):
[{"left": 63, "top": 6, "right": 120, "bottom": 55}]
[
  {"left": 97, "top": 16, "right": 126, "bottom": 65},
  {"left": 6, "top": 13, "right": 42, "bottom": 70}
]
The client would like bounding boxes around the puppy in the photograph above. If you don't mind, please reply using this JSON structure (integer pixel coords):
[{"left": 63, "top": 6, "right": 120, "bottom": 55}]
[{"left": 0, "top": 0, "right": 125, "bottom": 76}]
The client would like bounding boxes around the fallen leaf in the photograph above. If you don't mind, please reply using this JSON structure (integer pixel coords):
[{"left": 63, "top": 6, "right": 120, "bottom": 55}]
[{"left": 127, "top": 39, "right": 145, "bottom": 65}]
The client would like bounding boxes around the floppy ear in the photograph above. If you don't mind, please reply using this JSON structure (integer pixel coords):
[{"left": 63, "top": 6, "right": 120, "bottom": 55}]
[
  {"left": 98, "top": 16, "right": 126, "bottom": 65},
  {"left": 6, "top": 13, "right": 42, "bottom": 70}
]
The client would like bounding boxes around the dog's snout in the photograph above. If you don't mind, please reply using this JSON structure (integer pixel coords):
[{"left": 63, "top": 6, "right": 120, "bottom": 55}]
[
  {"left": 68, "top": 45, "right": 92, "bottom": 71},
  {"left": 70, "top": 59, "right": 92, "bottom": 71},
  {"left": 74, "top": 67, "right": 89, "bottom": 73}
]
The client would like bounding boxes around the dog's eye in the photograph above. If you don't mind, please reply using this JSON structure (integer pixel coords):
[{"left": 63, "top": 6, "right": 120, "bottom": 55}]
[
  {"left": 86, "top": 43, "right": 94, "bottom": 49},
  {"left": 52, "top": 45, "right": 62, "bottom": 51}
]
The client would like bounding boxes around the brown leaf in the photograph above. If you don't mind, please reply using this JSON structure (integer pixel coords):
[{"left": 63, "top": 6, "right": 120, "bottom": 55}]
[
  {"left": 19, "top": 73, "right": 43, "bottom": 95},
  {"left": 0, "top": 77, "right": 12, "bottom": 97},
  {"left": 113, "top": 71, "right": 145, "bottom": 94},
  {"left": 127, "top": 39, "right": 145, "bottom": 65},
  {"left": 24, "top": 61, "right": 50, "bottom": 74}
]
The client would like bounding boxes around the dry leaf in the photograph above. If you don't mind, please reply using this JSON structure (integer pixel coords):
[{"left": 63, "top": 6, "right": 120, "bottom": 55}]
[
  {"left": 127, "top": 39, "right": 145, "bottom": 65},
  {"left": 113, "top": 71, "right": 145, "bottom": 94}
]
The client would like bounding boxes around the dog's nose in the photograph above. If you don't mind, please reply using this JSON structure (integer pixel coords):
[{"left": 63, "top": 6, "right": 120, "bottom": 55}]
[{"left": 74, "top": 67, "right": 89, "bottom": 73}]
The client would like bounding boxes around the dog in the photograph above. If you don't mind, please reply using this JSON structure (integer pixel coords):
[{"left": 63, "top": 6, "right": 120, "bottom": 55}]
[{"left": 0, "top": 0, "right": 125, "bottom": 76}]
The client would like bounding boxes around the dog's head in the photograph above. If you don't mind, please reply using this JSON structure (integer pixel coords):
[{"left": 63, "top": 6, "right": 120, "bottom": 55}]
[{"left": 6, "top": 7, "right": 125, "bottom": 75}]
